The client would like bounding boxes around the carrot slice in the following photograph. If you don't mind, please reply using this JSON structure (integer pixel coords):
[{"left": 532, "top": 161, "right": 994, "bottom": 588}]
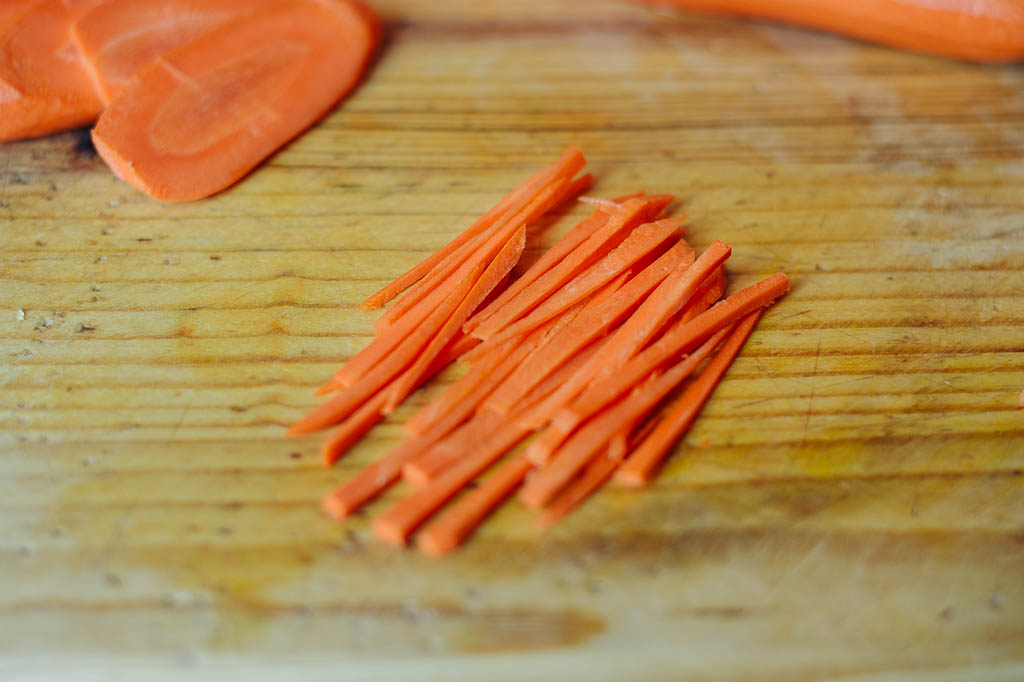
[
  {"left": 361, "top": 147, "right": 585, "bottom": 310},
  {"left": 320, "top": 390, "right": 388, "bottom": 466},
  {"left": 469, "top": 195, "right": 675, "bottom": 342},
  {"left": 544, "top": 272, "right": 789, "bottom": 437},
  {"left": 382, "top": 226, "right": 526, "bottom": 413},
  {"left": 519, "top": 326, "right": 733, "bottom": 509},
  {"left": 0, "top": 0, "right": 106, "bottom": 142},
  {"left": 536, "top": 448, "right": 618, "bottom": 529},
  {"left": 71, "top": 0, "right": 276, "bottom": 103},
  {"left": 91, "top": 0, "right": 380, "bottom": 201},
  {"left": 483, "top": 241, "right": 693, "bottom": 415},
  {"left": 616, "top": 310, "right": 763, "bottom": 486},
  {"left": 417, "top": 455, "right": 533, "bottom": 557},
  {"left": 481, "top": 218, "right": 684, "bottom": 349}
]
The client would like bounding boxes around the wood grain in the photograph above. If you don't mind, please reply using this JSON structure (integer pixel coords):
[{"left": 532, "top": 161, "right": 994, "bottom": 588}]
[{"left": 1, "top": 1, "right": 1023, "bottom": 679}]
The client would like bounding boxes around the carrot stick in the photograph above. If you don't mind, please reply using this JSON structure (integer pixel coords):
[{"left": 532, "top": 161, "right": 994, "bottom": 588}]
[
  {"left": 483, "top": 242, "right": 694, "bottom": 416},
  {"left": 361, "top": 147, "right": 585, "bottom": 310},
  {"left": 616, "top": 309, "right": 763, "bottom": 486},
  {"left": 519, "top": 326, "right": 733, "bottom": 508},
  {"left": 321, "top": 390, "right": 388, "bottom": 466},
  {"left": 469, "top": 195, "right": 675, "bottom": 341},
  {"left": 330, "top": 179, "right": 567, "bottom": 392},
  {"left": 382, "top": 225, "right": 526, "bottom": 413},
  {"left": 543, "top": 272, "right": 789, "bottom": 436},
  {"left": 90, "top": 0, "right": 380, "bottom": 200},
  {"left": 536, "top": 449, "right": 619, "bottom": 529},
  {"left": 417, "top": 455, "right": 533, "bottom": 557},
  {"left": 482, "top": 218, "right": 684, "bottom": 349}
]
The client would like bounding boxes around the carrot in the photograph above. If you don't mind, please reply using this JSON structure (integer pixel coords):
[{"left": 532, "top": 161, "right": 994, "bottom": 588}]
[
  {"left": 320, "top": 390, "right": 388, "bottom": 466},
  {"left": 469, "top": 195, "right": 675, "bottom": 342},
  {"left": 329, "top": 180, "right": 566, "bottom": 393},
  {"left": 71, "top": 0, "right": 276, "bottom": 103},
  {"left": 382, "top": 226, "right": 526, "bottom": 413},
  {"left": 90, "top": 0, "right": 380, "bottom": 201},
  {"left": 361, "top": 147, "right": 585, "bottom": 310},
  {"left": 642, "top": 0, "right": 1024, "bottom": 62},
  {"left": 483, "top": 241, "right": 695, "bottom": 416},
  {"left": 481, "top": 218, "right": 684, "bottom": 349},
  {"left": 374, "top": 172, "right": 589, "bottom": 335},
  {"left": 536, "top": 449, "right": 619, "bottom": 529},
  {"left": 464, "top": 192, "right": 646, "bottom": 336},
  {"left": 543, "top": 272, "right": 789, "bottom": 437},
  {"left": 417, "top": 455, "right": 533, "bottom": 557},
  {"left": 0, "top": 0, "right": 106, "bottom": 142},
  {"left": 519, "top": 325, "right": 734, "bottom": 509},
  {"left": 616, "top": 309, "right": 763, "bottom": 486}
]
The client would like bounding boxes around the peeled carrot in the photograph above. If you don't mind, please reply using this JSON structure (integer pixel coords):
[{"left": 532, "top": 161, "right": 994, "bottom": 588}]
[
  {"left": 320, "top": 390, "right": 388, "bottom": 466},
  {"left": 642, "top": 0, "right": 1024, "bottom": 62},
  {"left": 519, "top": 325, "right": 734, "bottom": 509},
  {"left": 469, "top": 195, "right": 674, "bottom": 342},
  {"left": 617, "top": 310, "right": 763, "bottom": 486},
  {"left": 537, "top": 449, "right": 619, "bottom": 529},
  {"left": 71, "top": 0, "right": 276, "bottom": 103},
  {"left": 417, "top": 455, "right": 533, "bottom": 557},
  {"left": 362, "top": 147, "right": 585, "bottom": 311},
  {"left": 483, "top": 241, "right": 694, "bottom": 416},
  {"left": 91, "top": 0, "right": 380, "bottom": 201},
  {"left": 0, "top": 0, "right": 107, "bottom": 142},
  {"left": 481, "top": 218, "right": 684, "bottom": 349}
]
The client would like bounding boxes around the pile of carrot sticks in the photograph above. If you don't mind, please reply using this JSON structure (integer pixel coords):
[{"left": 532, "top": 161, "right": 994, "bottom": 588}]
[{"left": 290, "top": 147, "right": 790, "bottom": 555}]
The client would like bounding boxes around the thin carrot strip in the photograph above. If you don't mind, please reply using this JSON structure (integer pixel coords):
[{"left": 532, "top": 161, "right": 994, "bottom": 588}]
[
  {"left": 519, "top": 325, "right": 734, "bottom": 508},
  {"left": 321, "top": 390, "right": 388, "bottom": 466},
  {"left": 482, "top": 218, "right": 683, "bottom": 349},
  {"left": 483, "top": 242, "right": 692, "bottom": 416},
  {"left": 417, "top": 455, "right": 533, "bottom": 557},
  {"left": 537, "top": 449, "right": 619, "bottom": 529},
  {"left": 361, "top": 146, "right": 584, "bottom": 310},
  {"left": 545, "top": 272, "right": 789, "bottom": 436},
  {"left": 330, "top": 179, "right": 568, "bottom": 392},
  {"left": 513, "top": 240, "right": 696, "bottom": 432},
  {"left": 469, "top": 195, "right": 674, "bottom": 341},
  {"left": 616, "top": 310, "right": 763, "bottom": 487},
  {"left": 382, "top": 225, "right": 526, "bottom": 413}
]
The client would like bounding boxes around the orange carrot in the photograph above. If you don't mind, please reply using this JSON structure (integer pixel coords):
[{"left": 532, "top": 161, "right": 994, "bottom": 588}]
[
  {"left": 329, "top": 179, "right": 566, "bottom": 393},
  {"left": 519, "top": 325, "right": 734, "bottom": 508},
  {"left": 469, "top": 195, "right": 675, "bottom": 342},
  {"left": 361, "top": 147, "right": 585, "bottom": 310},
  {"left": 483, "top": 241, "right": 694, "bottom": 416},
  {"left": 616, "top": 309, "right": 763, "bottom": 486},
  {"left": 71, "top": 0, "right": 276, "bottom": 103},
  {"left": 642, "top": 0, "right": 1024, "bottom": 63},
  {"left": 543, "top": 272, "right": 789, "bottom": 437},
  {"left": 1, "top": 0, "right": 107, "bottom": 142},
  {"left": 417, "top": 455, "right": 533, "bottom": 557},
  {"left": 91, "top": 0, "right": 380, "bottom": 200},
  {"left": 481, "top": 218, "right": 684, "bottom": 349},
  {"left": 536, "top": 448, "right": 619, "bottom": 529},
  {"left": 382, "top": 225, "right": 526, "bottom": 413},
  {"left": 320, "top": 390, "right": 388, "bottom": 466}
]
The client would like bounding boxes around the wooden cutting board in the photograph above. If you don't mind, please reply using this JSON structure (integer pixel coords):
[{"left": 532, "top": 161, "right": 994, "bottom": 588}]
[{"left": 2, "top": 1, "right": 1022, "bottom": 679}]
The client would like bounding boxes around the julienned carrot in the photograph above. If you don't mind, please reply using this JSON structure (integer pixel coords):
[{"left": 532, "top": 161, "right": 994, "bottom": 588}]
[
  {"left": 616, "top": 309, "right": 763, "bottom": 486},
  {"left": 642, "top": 0, "right": 1024, "bottom": 63},
  {"left": 0, "top": 0, "right": 106, "bottom": 142},
  {"left": 382, "top": 226, "right": 526, "bottom": 413},
  {"left": 374, "top": 172, "right": 590, "bottom": 335},
  {"left": 417, "top": 455, "right": 533, "bottom": 557},
  {"left": 545, "top": 272, "right": 789, "bottom": 437},
  {"left": 361, "top": 147, "right": 585, "bottom": 311},
  {"left": 481, "top": 218, "right": 684, "bottom": 349},
  {"left": 321, "top": 390, "right": 388, "bottom": 466},
  {"left": 483, "top": 242, "right": 694, "bottom": 416},
  {"left": 514, "top": 239, "right": 711, "bottom": 433},
  {"left": 71, "top": 0, "right": 275, "bottom": 103},
  {"left": 287, "top": 236, "right": 500, "bottom": 436},
  {"left": 405, "top": 342, "right": 602, "bottom": 485},
  {"left": 372, "top": 342, "right": 586, "bottom": 545},
  {"left": 519, "top": 325, "right": 734, "bottom": 509},
  {"left": 464, "top": 192, "right": 645, "bottom": 335},
  {"left": 328, "top": 179, "right": 567, "bottom": 393},
  {"left": 469, "top": 195, "right": 674, "bottom": 342},
  {"left": 537, "top": 449, "right": 619, "bottom": 529},
  {"left": 91, "top": 0, "right": 380, "bottom": 201}
]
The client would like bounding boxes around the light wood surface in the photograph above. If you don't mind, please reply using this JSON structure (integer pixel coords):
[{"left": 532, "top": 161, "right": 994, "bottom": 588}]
[{"left": 2, "top": 1, "right": 1023, "bottom": 679}]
